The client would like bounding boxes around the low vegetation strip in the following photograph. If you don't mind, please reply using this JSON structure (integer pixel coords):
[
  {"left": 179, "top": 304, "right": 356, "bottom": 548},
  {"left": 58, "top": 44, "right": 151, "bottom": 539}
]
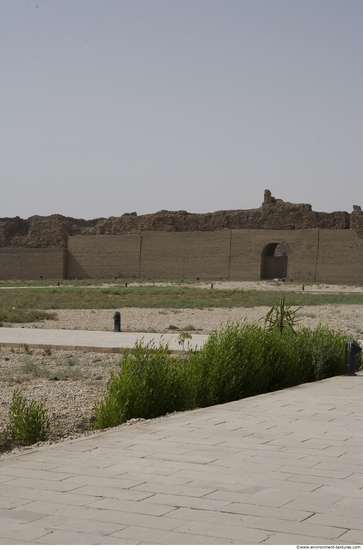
[
  {"left": 0, "top": 309, "right": 56, "bottom": 325},
  {"left": 1, "top": 286, "right": 363, "bottom": 312},
  {"left": 94, "top": 322, "right": 361, "bottom": 429}
]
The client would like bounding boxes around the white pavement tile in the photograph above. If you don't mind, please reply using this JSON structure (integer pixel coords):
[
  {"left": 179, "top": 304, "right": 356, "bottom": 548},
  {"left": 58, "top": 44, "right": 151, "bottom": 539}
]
[
  {"left": 0, "top": 466, "right": 74, "bottom": 482},
  {"left": 93, "top": 508, "right": 188, "bottom": 531},
  {"left": 1, "top": 477, "right": 86, "bottom": 492},
  {"left": 0, "top": 496, "right": 35, "bottom": 510},
  {"left": 71, "top": 485, "right": 154, "bottom": 500},
  {"left": 62, "top": 474, "right": 142, "bottom": 489},
  {"left": 305, "top": 512, "right": 363, "bottom": 531},
  {"left": 87, "top": 496, "right": 176, "bottom": 516},
  {"left": 246, "top": 516, "right": 347, "bottom": 539},
  {"left": 220, "top": 502, "right": 314, "bottom": 522},
  {"left": 0, "top": 519, "right": 50, "bottom": 542},
  {"left": 164, "top": 507, "right": 258, "bottom": 526},
  {"left": 0, "top": 484, "right": 103, "bottom": 507},
  {"left": 263, "top": 533, "right": 342, "bottom": 545},
  {"left": 14, "top": 500, "right": 109, "bottom": 521},
  {"left": 0, "top": 372, "right": 360, "bottom": 545},
  {"left": 141, "top": 493, "right": 228, "bottom": 511},
  {"left": 28, "top": 515, "right": 125, "bottom": 536},
  {"left": 132, "top": 481, "right": 215, "bottom": 498},
  {"left": 285, "top": 500, "right": 363, "bottom": 519},
  {"left": 0, "top": 508, "right": 47, "bottom": 523},
  {"left": 113, "top": 525, "right": 234, "bottom": 544},
  {"left": 174, "top": 520, "right": 270, "bottom": 543},
  {"left": 0, "top": 475, "right": 17, "bottom": 483},
  {"left": 33, "top": 530, "right": 138, "bottom": 544},
  {"left": 337, "top": 529, "right": 363, "bottom": 544}
]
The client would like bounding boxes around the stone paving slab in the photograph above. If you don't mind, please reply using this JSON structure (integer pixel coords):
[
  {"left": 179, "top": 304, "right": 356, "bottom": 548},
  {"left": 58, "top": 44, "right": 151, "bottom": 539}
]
[
  {"left": 0, "top": 373, "right": 362, "bottom": 544},
  {"left": 0, "top": 327, "right": 208, "bottom": 353}
]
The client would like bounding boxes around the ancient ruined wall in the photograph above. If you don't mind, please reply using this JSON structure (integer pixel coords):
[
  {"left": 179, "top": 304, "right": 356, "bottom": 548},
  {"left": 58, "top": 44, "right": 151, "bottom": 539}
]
[
  {"left": 66, "top": 232, "right": 231, "bottom": 280},
  {"left": 2, "top": 227, "right": 363, "bottom": 284},
  {"left": 315, "top": 230, "right": 363, "bottom": 284},
  {"left": 65, "top": 229, "right": 363, "bottom": 284},
  {"left": 139, "top": 231, "right": 231, "bottom": 279},
  {"left": 228, "top": 229, "right": 320, "bottom": 281},
  {"left": 229, "top": 229, "right": 363, "bottom": 284},
  {"left": 67, "top": 235, "right": 141, "bottom": 279},
  {"left": 0, "top": 190, "right": 356, "bottom": 249},
  {"left": 0, "top": 248, "right": 64, "bottom": 280}
]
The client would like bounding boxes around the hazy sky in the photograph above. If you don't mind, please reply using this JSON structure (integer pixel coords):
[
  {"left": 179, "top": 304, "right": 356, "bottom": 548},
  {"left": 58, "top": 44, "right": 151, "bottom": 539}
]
[{"left": 1, "top": 0, "right": 362, "bottom": 219}]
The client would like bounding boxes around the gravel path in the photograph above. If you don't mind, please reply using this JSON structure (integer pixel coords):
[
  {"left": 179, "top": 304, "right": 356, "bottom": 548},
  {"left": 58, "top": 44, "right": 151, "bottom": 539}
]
[{"left": 14, "top": 304, "right": 363, "bottom": 338}]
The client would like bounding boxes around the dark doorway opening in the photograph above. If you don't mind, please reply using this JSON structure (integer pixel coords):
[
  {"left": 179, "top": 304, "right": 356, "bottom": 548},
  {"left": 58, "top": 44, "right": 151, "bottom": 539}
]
[{"left": 261, "top": 242, "right": 288, "bottom": 280}]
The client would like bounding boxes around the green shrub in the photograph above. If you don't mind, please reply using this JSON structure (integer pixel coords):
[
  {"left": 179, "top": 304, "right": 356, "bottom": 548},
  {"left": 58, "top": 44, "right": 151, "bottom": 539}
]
[
  {"left": 23, "top": 344, "right": 33, "bottom": 355},
  {"left": 189, "top": 323, "right": 301, "bottom": 406},
  {"left": 94, "top": 323, "right": 358, "bottom": 430},
  {"left": 94, "top": 340, "right": 193, "bottom": 428},
  {"left": 296, "top": 326, "right": 352, "bottom": 381},
  {"left": 8, "top": 389, "right": 50, "bottom": 445},
  {"left": 263, "top": 293, "right": 301, "bottom": 334}
]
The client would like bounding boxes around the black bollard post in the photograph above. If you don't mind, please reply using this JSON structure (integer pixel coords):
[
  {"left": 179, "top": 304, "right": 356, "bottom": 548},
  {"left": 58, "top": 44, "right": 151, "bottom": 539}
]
[
  {"left": 345, "top": 339, "right": 362, "bottom": 376},
  {"left": 113, "top": 311, "right": 121, "bottom": 332},
  {"left": 125, "top": 282, "right": 128, "bottom": 288},
  {"left": 211, "top": 283, "right": 213, "bottom": 289}
]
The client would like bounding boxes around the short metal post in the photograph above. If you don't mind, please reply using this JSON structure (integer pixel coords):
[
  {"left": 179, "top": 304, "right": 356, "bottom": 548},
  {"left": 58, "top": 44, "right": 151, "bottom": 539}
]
[
  {"left": 345, "top": 339, "right": 362, "bottom": 376},
  {"left": 113, "top": 311, "right": 121, "bottom": 332}
]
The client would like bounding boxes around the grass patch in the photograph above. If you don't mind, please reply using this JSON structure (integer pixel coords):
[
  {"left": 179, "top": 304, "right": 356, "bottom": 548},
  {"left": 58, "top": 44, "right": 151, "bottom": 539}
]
[
  {"left": 22, "top": 359, "right": 46, "bottom": 377},
  {"left": 65, "top": 357, "right": 78, "bottom": 367},
  {"left": 52, "top": 366, "right": 83, "bottom": 381},
  {"left": 0, "top": 369, "right": 12, "bottom": 382},
  {"left": 0, "top": 308, "right": 57, "bottom": 323},
  {"left": 1, "top": 287, "right": 363, "bottom": 311},
  {"left": 94, "top": 322, "right": 360, "bottom": 429},
  {"left": 0, "top": 277, "right": 196, "bottom": 288},
  {"left": 21, "top": 358, "right": 83, "bottom": 380}
]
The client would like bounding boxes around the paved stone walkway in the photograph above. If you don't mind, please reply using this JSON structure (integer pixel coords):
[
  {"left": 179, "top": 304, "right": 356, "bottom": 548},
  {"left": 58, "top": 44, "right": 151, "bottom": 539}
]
[
  {"left": 0, "top": 371, "right": 362, "bottom": 544},
  {"left": 0, "top": 327, "right": 209, "bottom": 353}
]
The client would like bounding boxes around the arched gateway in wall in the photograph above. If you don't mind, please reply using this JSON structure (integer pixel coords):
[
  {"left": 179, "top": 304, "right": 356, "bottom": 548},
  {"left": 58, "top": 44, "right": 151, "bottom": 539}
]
[{"left": 261, "top": 242, "right": 288, "bottom": 280}]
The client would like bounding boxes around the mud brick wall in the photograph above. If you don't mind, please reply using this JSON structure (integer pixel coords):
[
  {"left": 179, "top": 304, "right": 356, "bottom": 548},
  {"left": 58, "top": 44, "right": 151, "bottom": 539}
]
[
  {"left": 2, "top": 229, "right": 363, "bottom": 284},
  {"left": 315, "top": 230, "right": 363, "bottom": 284},
  {"left": 139, "top": 231, "right": 231, "bottom": 279},
  {"left": 67, "top": 235, "right": 141, "bottom": 279},
  {"left": 0, "top": 248, "right": 64, "bottom": 280},
  {"left": 229, "top": 229, "right": 320, "bottom": 281},
  {"left": 65, "top": 229, "right": 363, "bottom": 284}
]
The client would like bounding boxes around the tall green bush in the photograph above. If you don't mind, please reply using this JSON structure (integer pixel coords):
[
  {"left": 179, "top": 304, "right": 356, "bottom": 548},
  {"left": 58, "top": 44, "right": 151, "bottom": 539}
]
[
  {"left": 94, "top": 340, "right": 193, "bottom": 429},
  {"left": 8, "top": 389, "right": 50, "bottom": 446},
  {"left": 94, "top": 323, "right": 360, "bottom": 430}
]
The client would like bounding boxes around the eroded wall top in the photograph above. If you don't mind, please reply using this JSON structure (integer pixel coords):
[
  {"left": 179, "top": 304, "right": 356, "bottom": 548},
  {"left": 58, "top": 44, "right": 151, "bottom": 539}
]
[{"left": 1, "top": 190, "right": 362, "bottom": 247}]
